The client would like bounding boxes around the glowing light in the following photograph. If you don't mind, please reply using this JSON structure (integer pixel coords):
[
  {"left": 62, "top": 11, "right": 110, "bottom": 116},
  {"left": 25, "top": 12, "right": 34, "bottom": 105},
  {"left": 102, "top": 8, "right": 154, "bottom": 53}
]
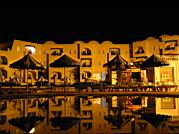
[
  {"left": 112, "top": 96, "right": 118, "bottom": 107},
  {"left": 92, "top": 73, "right": 101, "bottom": 81},
  {"left": 25, "top": 46, "right": 36, "bottom": 54},
  {"left": 29, "top": 128, "right": 35, "bottom": 133},
  {"left": 89, "top": 98, "right": 101, "bottom": 104},
  {"left": 131, "top": 118, "right": 135, "bottom": 122}
]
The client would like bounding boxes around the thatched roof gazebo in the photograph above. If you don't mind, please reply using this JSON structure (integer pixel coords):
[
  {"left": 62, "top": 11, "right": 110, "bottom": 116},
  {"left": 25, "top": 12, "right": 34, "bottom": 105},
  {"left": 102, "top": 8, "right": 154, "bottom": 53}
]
[
  {"left": 50, "top": 54, "right": 80, "bottom": 91},
  {"left": 140, "top": 53, "right": 170, "bottom": 84},
  {"left": 9, "top": 54, "right": 45, "bottom": 83},
  {"left": 50, "top": 116, "right": 81, "bottom": 131},
  {"left": 9, "top": 115, "right": 45, "bottom": 133},
  {"left": 103, "top": 54, "right": 130, "bottom": 84},
  {"left": 10, "top": 54, "right": 44, "bottom": 70},
  {"left": 141, "top": 53, "right": 170, "bottom": 68}
]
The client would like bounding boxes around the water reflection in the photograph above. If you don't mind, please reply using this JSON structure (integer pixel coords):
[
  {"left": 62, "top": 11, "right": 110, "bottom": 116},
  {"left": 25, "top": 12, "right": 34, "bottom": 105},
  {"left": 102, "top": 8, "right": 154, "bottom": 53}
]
[
  {"left": 8, "top": 115, "right": 45, "bottom": 133},
  {"left": 0, "top": 96, "right": 179, "bottom": 133}
]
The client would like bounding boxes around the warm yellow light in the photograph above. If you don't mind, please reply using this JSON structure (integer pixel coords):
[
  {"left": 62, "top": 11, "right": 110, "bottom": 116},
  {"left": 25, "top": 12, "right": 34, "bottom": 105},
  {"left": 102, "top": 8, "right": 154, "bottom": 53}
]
[
  {"left": 29, "top": 128, "right": 35, "bottom": 133},
  {"left": 89, "top": 98, "right": 101, "bottom": 104},
  {"left": 92, "top": 73, "right": 101, "bottom": 81},
  {"left": 26, "top": 46, "right": 36, "bottom": 54},
  {"left": 112, "top": 96, "right": 118, "bottom": 107}
]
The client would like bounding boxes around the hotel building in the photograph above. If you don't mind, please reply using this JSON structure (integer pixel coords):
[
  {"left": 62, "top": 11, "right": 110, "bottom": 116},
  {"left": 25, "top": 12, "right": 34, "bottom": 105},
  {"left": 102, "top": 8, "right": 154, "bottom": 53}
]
[
  {"left": 0, "top": 34, "right": 178, "bottom": 85},
  {"left": 0, "top": 40, "right": 129, "bottom": 85},
  {"left": 132, "top": 35, "right": 179, "bottom": 85}
]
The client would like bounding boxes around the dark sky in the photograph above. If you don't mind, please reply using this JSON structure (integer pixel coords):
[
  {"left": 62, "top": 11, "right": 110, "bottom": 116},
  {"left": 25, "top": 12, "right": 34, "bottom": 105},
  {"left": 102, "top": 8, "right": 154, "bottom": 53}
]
[{"left": 0, "top": 6, "right": 179, "bottom": 43}]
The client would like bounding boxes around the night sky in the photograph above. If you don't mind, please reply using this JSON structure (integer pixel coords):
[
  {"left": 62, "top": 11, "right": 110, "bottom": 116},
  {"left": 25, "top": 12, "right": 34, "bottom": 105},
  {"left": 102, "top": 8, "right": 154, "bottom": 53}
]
[{"left": 0, "top": 6, "right": 179, "bottom": 44}]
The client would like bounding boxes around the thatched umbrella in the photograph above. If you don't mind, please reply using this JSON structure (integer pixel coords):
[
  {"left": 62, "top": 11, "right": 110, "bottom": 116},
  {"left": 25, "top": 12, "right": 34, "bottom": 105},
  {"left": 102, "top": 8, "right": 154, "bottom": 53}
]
[
  {"left": 104, "top": 115, "right": 130, "bottom": 129},
  {"left": 140, "top": 53, "right": 170, "bottom": 84},
  {"left": 9, "top": 53, "right": 44, "bottom": 84},
  {"left": 50, "top": 54, "right": 80, "bottom": 92},
  {"left": 10, "top": 54, "right": 44, "bottom": 70},
  {"left": 50, "top": 116, "right": 81, "bottom": 131},
  {"left": 141, "top": 53, "right": 170, "bottom": 68},
  {"left": 139, "top": 113, "right": 170, "bottom": 128},
  {"left": 9, "top": 115, "right": 45, "bottom": 133},
  {"left": 103, "top": 54, "right": 130, "bottom": 84}
]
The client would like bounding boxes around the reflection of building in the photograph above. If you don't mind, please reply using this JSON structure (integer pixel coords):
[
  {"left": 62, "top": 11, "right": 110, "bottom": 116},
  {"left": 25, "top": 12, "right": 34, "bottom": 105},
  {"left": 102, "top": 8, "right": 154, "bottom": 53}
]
[
  {"left": 79, "top": 96, "right": 110, "bottom": 133},
  {"left": 1, "top": 96, "right": 179, "bottom": 134},
  {"left": 0, "top": 97, "right": 111, "bottom": 134},
  {"left": 156, "top": 98, "right": 179, "bottom": 117}
]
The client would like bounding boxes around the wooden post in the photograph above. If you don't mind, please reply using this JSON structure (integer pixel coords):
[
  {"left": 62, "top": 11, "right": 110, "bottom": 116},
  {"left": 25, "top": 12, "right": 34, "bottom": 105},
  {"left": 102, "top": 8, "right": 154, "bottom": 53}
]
[
  {"left": 46, "top": 53, "right": 49, "bottom": 83},
  {"left": 107, "top": 53, "right": 111, "bottom": 84},
  {"left": 64, "top": 67, "right": 66, "bottom": 92}
]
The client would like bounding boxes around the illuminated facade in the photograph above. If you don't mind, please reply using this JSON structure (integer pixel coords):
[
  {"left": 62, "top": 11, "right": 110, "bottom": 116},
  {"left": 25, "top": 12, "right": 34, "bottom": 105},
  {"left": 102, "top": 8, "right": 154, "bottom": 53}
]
[
  {"left": 0, "top": 40, "right": 129, "bottom": 84},
  {"left": 132, "top": 35, "right": 179, "bottom": 85},
  {"left": 0, "top": 34, "right": 179, "bottom": 85}
]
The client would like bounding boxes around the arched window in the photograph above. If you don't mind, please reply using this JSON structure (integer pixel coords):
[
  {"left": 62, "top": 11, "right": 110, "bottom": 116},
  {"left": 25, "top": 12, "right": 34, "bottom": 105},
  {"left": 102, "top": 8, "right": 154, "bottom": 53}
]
[
  {"left": 0, "top": 56, "right": 8, "bottom": 65},
  {"left": 81, "top": 48, "right": 92, "bottom": 55},
  {"left": 51, "top": 48, "right": 63, "bottom": 56},
  {"left": 135, "top": 46, "right": 144, "bottom": 54}
]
